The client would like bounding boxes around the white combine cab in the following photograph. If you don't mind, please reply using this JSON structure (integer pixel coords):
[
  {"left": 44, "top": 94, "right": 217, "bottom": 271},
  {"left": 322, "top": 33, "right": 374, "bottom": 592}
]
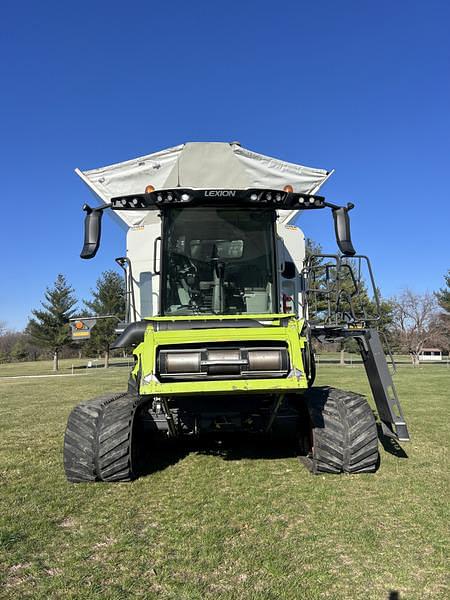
[{"left": 76, "top": 142, "right": 327, "bottom": 322}]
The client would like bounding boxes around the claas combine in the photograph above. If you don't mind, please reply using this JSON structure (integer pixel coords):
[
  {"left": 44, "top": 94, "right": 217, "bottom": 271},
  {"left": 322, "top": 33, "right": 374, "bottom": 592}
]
[{"left": 64, "top": 142, "right": 409, "bottom": 482}]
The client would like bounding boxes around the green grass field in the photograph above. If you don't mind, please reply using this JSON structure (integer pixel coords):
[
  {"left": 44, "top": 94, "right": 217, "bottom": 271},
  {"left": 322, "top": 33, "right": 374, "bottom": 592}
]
[
  {"left": 0, "top": 357, "right": 132, "bottom": 378},
  {"left": 0, "top": 361, "right": 448, "bottom": 599}
]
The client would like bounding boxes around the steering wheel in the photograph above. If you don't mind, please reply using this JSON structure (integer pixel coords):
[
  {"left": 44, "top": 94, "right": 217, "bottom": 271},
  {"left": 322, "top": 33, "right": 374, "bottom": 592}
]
[{"left": 170, "top": 252, "right": 198, "bottom": 275}]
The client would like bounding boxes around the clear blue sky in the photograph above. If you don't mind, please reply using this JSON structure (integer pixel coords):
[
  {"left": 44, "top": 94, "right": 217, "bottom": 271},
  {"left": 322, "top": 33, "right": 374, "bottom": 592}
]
[{"left": 1, "top": 1, "right": 449, "bottom": 330}]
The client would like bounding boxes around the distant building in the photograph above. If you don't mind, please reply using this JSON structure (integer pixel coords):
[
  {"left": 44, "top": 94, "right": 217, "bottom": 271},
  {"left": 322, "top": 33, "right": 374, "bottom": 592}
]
[{"left": 419, "top": 348, "right": 443, "bottom": 362}]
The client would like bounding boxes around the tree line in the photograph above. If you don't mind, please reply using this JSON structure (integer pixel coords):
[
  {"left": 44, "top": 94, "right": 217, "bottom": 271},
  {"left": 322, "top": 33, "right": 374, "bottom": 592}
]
[
  {"left": 304, "top": 240, "right": 449, "bottom": 366},
  {"left": 0, "top": 271, "right": 125, "bottom": 370},
  {"left": 0, "top": 264, "right": 449, "bottom": 369}
]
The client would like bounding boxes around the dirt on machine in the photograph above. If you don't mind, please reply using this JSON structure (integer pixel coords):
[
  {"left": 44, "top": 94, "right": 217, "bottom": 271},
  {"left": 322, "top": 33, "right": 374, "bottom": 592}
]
[{"left": 64, "top": 142, "right": 409, "bottom": 482}]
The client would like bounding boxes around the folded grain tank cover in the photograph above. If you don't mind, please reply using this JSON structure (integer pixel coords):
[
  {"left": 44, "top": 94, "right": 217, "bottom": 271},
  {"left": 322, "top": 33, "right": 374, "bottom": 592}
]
[{"left": 76, "top": 142, "right": 332, "bottom": 228}]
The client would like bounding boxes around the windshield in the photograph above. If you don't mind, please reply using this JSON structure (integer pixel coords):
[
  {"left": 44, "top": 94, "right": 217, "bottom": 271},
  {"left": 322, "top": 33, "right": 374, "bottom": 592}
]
[{"left": 162, "top": 208, "right": 276, "bottom": 315}]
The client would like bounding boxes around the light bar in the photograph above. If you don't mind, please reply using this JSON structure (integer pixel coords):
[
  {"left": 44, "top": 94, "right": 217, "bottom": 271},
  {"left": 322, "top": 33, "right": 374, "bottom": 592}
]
[{"left": 110, "top": 188, "right": 326, "bottom": 211}]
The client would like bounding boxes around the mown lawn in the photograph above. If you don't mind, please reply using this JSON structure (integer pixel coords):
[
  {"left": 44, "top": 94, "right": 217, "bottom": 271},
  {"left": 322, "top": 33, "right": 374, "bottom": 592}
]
[
  {"left": 0, "top": 357, "right": 131, "bottom": 378},
  {"left": 0, "top": 363, "right": 448, "bottom": 599}
]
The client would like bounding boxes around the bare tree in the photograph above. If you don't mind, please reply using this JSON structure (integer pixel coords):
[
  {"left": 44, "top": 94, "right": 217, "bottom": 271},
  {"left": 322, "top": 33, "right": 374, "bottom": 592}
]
[
  {"left": 0, "top": 321, "right": 7, "bottom": 336},
  {"left": 391, "top": 289, "right": 440, "bottom": 366},
  {"left": 0, "top": 327, "right": 21, "bottom": 363}
]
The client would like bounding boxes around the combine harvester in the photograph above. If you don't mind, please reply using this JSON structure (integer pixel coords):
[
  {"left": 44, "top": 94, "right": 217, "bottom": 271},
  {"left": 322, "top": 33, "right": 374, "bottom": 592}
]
[{"left": 64, "top": 142, "right": 409, "bottom": 482}]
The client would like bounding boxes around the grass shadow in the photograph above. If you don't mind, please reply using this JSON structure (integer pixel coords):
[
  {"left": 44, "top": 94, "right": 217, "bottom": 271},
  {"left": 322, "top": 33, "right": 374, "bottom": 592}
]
[
  {"left": 137, "top": 413, "right": 409, "bottom": 479},
  {"left": 137, "top": 438, "right": 189, "bottom": 477},
  {"left": 136, "top": 433, "right": 298, "bottom": 479},
  {"left": 189, "top": 434, "right": 298, "bottom": 462},
  {"left": 376, "top": 422, "right": 408, "bottom": 459}
]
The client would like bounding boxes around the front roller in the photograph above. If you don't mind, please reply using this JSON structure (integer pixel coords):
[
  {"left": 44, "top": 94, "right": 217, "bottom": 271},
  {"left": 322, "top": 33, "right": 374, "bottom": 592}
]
[
  {"left": 64, "top": 392, "right": 146, "bottom": 482},
  {"left": 300, "top": 386, "right": 380, "bottom": 474}
]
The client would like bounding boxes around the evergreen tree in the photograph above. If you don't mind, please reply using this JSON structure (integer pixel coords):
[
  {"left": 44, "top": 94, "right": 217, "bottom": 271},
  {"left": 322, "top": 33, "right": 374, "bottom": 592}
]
[
  {"left": 26, "top": 274, "right": 78, "bottom": 371},
  {"left": 83, "top": 270, "right": 126, "bottom": 368},
  {"left": 303, "top": 245, "right": 394, "bottom": 362},
  {"left": 305, "top": 237, "right": 323, "bottom": 260},
  {"left": 435, "top": 270, "right": 450, "bottom": 313},
  {"left": 433, "top": 270, "right": 450, "bottom": 351}
]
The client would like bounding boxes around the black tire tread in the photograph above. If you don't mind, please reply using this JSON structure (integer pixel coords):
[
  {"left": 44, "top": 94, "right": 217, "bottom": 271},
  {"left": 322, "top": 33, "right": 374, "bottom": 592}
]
[
  {"left": 302, "top": 386, "right": 379, "bottom": 474},
  {"left": 64, "top": 392, "right": 142, "bottom": 483}
]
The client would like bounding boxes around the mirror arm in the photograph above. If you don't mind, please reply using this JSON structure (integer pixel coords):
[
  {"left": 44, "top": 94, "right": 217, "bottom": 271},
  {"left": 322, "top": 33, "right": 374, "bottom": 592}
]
[
  {"left": 82, "top": 202, "right": 112, "bottom": 215},
  {"left": 323, "top": 201, "right": 355, "bottom": 212}
]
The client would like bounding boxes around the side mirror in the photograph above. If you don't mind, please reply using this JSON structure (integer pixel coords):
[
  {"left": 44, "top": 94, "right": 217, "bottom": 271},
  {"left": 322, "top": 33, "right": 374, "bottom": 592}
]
[
  {"left": 80, "top": 204, "right": 103, "bottom": 259},
  {"left": 332, "top": 204, "right": 356, "bottom": 256}
]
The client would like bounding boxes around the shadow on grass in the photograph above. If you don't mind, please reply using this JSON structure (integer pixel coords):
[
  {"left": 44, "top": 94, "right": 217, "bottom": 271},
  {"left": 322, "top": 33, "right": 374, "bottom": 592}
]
[
  {"left": 137, "top": 418, "right": 409, "bottom": 479},
  {"left": 138, "top": 439, "right": 189, "bottom": 476},
  {"left": 138, "top": 434, "right": 298, "bottom": 477},
  {"left": 376, "top": 423, "right": 408, "bottom": 459},
  {"left": 193, "top": 434, "right": 298, "bottom": 461}
]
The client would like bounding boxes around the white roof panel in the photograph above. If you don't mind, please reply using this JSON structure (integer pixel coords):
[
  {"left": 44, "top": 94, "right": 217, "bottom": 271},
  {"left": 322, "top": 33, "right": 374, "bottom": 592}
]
[{"left": 76, "top": 142, "right": 332, "bottom": 228}]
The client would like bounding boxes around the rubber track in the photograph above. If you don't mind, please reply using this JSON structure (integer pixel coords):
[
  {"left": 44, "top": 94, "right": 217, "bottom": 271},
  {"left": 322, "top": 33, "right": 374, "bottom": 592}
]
[
  {"left": 302, "top": 386, "right": 379, "bottom": 474},
  {"left": 64, "top": 392, "right": 141, "bottom": 483}
]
